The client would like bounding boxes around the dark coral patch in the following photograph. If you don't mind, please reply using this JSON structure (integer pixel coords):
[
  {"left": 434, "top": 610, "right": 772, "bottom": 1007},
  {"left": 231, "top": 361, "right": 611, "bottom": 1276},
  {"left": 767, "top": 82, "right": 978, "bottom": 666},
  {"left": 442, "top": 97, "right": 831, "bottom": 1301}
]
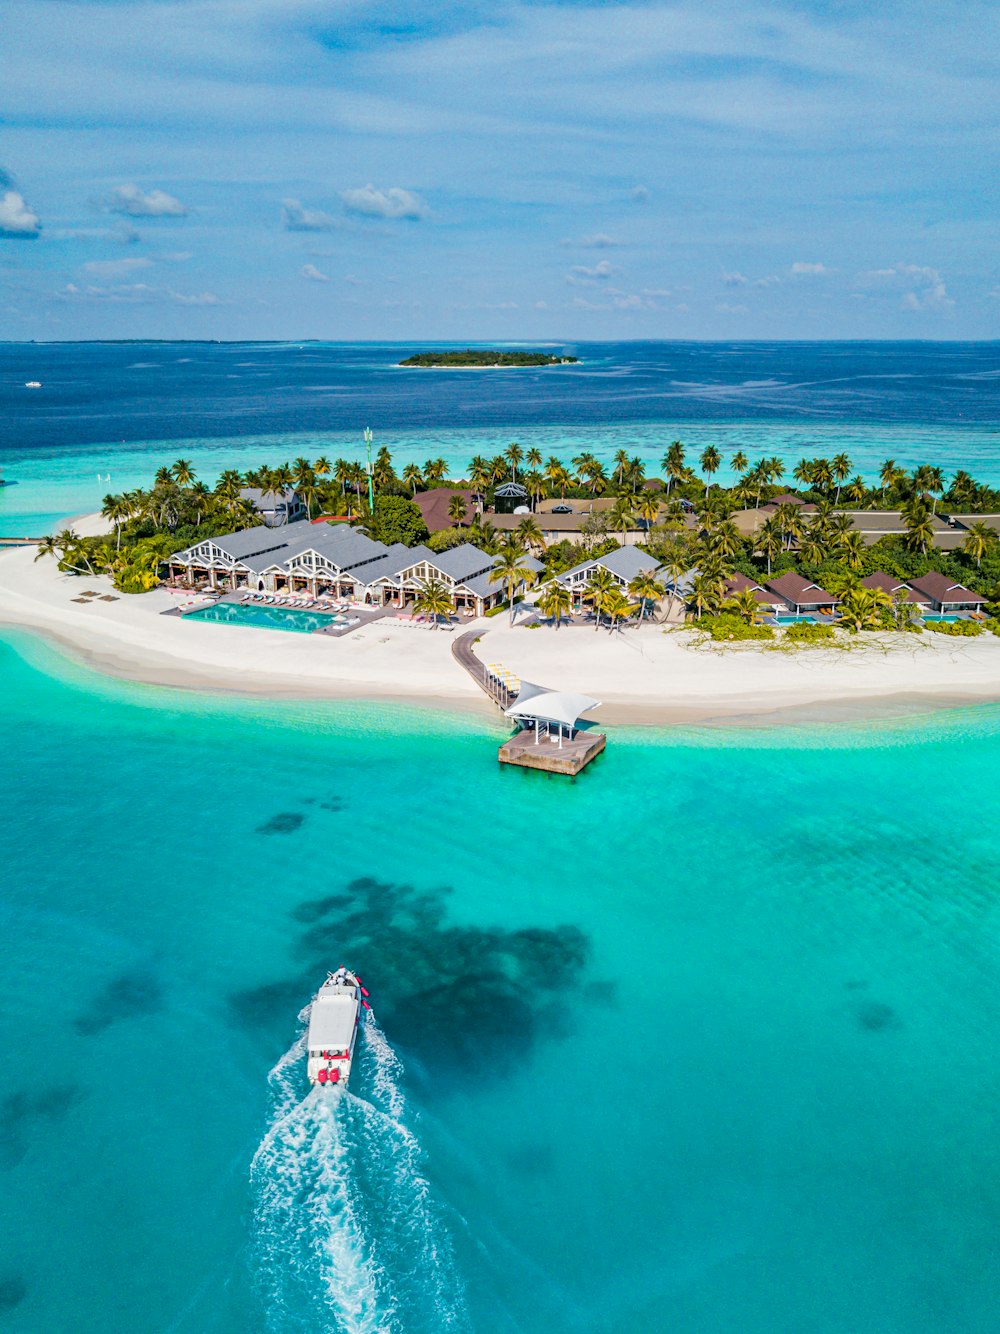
[
  {"left": 257, "top": 812, "right": 305, "bottom": 835},
  {"left": 74, "top": 972, "right": 164, "bottom": 1037},
  {"left": 0, "top": 1086, "right": 85, "bottom": 1169},
  {"left": 0, "top": 1275, "right": 27, "bottom": 1313},
  {"left": 856, "top": 1001, "right": 898, "bottom": 1032}
]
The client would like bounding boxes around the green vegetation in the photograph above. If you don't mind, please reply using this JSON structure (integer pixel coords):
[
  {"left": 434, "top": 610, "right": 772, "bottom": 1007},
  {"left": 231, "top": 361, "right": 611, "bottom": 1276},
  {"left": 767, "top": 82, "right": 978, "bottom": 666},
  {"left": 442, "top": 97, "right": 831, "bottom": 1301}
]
[
  {"left": 363, "top": 495, "right": 429, "bottom": 547},
  {"left": 399, "top": 350, "right": 578, "bottom": 368},
  {"left": 783, "top": 622, "right": 836, "bottom": 643},
  {"left": 924, "top": 619, "right": 984, "bottom": 637},
  {"left": 697, "top": 613, "right": 775, "bottom": 642}
]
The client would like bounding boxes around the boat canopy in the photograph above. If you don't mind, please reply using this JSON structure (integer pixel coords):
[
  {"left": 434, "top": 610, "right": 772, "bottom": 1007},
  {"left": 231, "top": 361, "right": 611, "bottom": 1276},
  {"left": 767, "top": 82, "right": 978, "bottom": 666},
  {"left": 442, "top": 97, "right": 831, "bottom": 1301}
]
[
  {"left": 504, "top": 680, "right": 601, "bottom": 730},
  {"left": 307, "top": 994, "right": 357, "bottom": 1049}
]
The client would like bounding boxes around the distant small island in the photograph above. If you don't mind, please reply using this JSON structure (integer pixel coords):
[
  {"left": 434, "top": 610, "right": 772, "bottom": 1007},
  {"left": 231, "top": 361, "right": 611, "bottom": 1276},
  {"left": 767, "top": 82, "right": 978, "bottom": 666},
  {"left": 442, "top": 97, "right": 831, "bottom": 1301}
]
[{"left": 399, "top": 350, "right": 578, "bottom": 368}]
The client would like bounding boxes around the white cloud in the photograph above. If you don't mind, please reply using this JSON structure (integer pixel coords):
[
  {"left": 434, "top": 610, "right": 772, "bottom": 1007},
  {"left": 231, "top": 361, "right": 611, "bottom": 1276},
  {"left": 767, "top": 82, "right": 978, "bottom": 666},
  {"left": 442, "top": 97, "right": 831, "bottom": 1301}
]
[
  {"left": 82, "top": 257, "right": 152, "bottom": 279},
  {"left": 282, "top": 199, "right": 336, "bottom": 231},
  {"left": 560, "top": 233, "right": 621, "bottom": 248},
  {"left": 300, "top": 263, "right": 329, "bottom": 282},
  {"left": 169, "top": 290, "right": 220, "bottom": 305},
  {"left": 106, "top": 185, "right": 186, "bottom": 217},
  {"left": 715, "top": 302, "right": 749, "bottom": 313},
  {"left": 754, "top": 275, "right": 781, "bottom": 287},
  {"left": 567, "top": 259, "right": 616, "bottom": 284},
  {"left": 629, "top": 186, "right": 650, "bottom": 203},
  {"left": 340, "top": 184, "right": 429, "bottom": 220},
  {"left": 0, "top": 190, "right": 41, "bottom": 238},
  {"left": 723, "top": 271, "right": 749, "bottom": 287},
  {"left": 791, "top": 261, "right": 828, "bottom": 275},
  {"left": 856, "top": 262, "right": 953, "bottom": 311}
]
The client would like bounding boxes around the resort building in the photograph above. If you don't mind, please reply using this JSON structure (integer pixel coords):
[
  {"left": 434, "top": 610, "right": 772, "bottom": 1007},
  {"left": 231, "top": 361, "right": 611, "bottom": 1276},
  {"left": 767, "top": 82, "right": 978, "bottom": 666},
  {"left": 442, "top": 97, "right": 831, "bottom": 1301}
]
[
  {"left": 165, "top": 522, "right": 529, "bottom": 615},
  {"left": 553, "top": 546, "right": 664, "bottom": 607},
  {"left": 239, "top": 486, "right": 306, "bottom": 526},
  {"left": 722, "top": 572, "right": 783, "bottom": 613},
  {"left": 832, "top": 510, "right": 960, "bottom": 548},
  {"left": 859, "top": 571, "right": 930, "bottom": 608},
  {"left": 947, "top": 513, "right": 1000, "bottom": 536},
  {"left": 904, "top": 572, "right": 988, "bottom": 613},
  {"left": 763, "top": 572, "right": 838, "bottom": 614}
]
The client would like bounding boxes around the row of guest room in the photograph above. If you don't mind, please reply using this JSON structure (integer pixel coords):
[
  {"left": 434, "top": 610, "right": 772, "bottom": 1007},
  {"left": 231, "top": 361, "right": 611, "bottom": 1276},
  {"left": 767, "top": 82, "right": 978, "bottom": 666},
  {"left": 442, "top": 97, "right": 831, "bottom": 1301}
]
[{"left": 165, "top": 521, "right": 542, "bottom": 616}]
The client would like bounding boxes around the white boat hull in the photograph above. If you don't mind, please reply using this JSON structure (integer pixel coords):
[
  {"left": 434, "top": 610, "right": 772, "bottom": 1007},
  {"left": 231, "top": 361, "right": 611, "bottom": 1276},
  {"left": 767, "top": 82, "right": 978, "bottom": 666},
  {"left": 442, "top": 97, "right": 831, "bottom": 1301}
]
[{"left": 306, "top": 969, "right": 364, "bottom": 1089}]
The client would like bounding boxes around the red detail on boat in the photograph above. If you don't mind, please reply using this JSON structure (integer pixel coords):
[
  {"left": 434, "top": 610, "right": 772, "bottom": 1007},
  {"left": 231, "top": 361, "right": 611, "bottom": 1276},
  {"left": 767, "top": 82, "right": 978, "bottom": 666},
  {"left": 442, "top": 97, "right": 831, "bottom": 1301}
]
[
  {"left": 361, "top": 999, "right": 371, "bottom": 1010},
  {"left": 330, "top": 1069, "right": 340, "bottom": 1083},
  {"left": 359, "top": 987, "right": 369, "bottom": 998},
  {"left": 317, "top": 1068, "right": 328, "bottom": 1084}
]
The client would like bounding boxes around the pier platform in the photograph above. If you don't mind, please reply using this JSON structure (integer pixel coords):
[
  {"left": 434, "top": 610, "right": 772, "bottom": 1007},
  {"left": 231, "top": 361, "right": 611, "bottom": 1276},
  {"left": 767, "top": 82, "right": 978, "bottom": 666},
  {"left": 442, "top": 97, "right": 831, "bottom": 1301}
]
[{"left": 498, "top": 728, "right": 606, "bottom": 776}]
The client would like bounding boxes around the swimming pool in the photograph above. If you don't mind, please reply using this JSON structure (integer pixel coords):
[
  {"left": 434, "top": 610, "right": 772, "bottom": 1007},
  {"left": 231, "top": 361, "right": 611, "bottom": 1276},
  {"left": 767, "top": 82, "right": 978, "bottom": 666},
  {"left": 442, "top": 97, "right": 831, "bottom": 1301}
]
[
  {"left": 184, "top": 602, "right": 345, "bottom": 634},
  {"left": 774, "top": 614, "right": 820, "bottom": 625},
  {"left": 922, "top": 614, "right": 961, "bottom": 623}
]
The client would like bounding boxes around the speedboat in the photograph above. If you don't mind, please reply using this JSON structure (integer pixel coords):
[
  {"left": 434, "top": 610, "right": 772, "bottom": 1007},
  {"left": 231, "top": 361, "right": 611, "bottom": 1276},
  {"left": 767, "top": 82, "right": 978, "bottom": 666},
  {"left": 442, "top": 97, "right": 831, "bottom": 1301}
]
[
  {"left": 306, "top": 967, "right": 369, "bottom": 1088},
  {"left": 24, "top": 381, "right": 41, "bottom": 389}
]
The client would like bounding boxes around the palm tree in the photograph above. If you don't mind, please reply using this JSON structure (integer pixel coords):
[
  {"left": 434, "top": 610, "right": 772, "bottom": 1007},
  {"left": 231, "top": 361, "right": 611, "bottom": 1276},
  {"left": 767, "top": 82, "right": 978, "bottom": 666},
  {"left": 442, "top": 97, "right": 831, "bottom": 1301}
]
[
  {"left": 505, "top": 442, "right": 524, "bottom": 482},
  {"left": 603, "top": 588, "right": 636, "bottom": 633},
  {"left": 757, "top": 516, "right": 783, "bottom": 575},
  {"left": 547, "top": 461, "right": 573, "bottom": 499},
  {"left": 793, "top": 458, "right": 815, "bottom": 489},
  {"left": 171, "top": 458, "right": 196, "bottom": 487},
  {"left": 469, "top": 457, "right": 492, "bottom": 495},
  {"left": 879, "top": 458, "right": 901, "bottom": 498},
  {"left": 448, "top": 494, "right": 468, "bottom": 526},
  {"left": 33, "top": 534, "right": 59, "bottom": 564},
  {"left": 334, "top": 457, "right": 353, "bottom": 496},
  {"left": 811, "top": 457, "right": 833, "bottom": 494},
  {"left": 628, "top": 571, "right": 665, "bottom": 622},
  {"left": 689, "top": 569, "right": 724, "bottom": 620},
  {"left": 699, "top": 445, "right": 721, "bottom": 499},
  {"left": 190, "top": 480, "right": 212, "bottom": 525},
  {"left": 423, "top": 457, "right": 447, "bottom": 485},
  {"left": 582, "top": 567, "right": 616, "bottom": 630},
  {"left": 516, "top": 515, "right": 544, "bottom": 551},
  {"left": 845, "top": 475, "right": 868, "bottom": 505},
  {"left": 773, "top": 501, "right": 802, "bottom": 551},
  {"left": 613, "top": 449, "right": 630, "bottom": 486},
  {"left": 402, "top": 463, "right": 423, "bottom": 495},
  {"left": 525, "top": 446, "right": 542, "bottom": 470},
  {"left": 707, "top": 518, "right": 742, "bottom": 562},
  {"left": 524, "top": 470, "right": 545, "bottom": 511},
  {"left": 837, "top": 529, "right": 866, "bottom": 570},
  {"left": 799, "top": 528, "right": 828, "bottom": 565},
  {"left": 489, "top": 540, "right": 538, "bottom": 625},
  {"left": 635, "top": 491, "right": 661, "bottom": 535},
  {"left": 581, "top": 460, "right": 608, "bottom": 496},
  {"left": 537, "top": 581, "right": 572, "bottom": 628},
  {"left": 901, "top": 497, "right": 934, "bottom": 554},
  {"left": 609, "top": 494, "right": 635, "bottom": 543},
  {"left": 412, "top": 577, "right": 454, "bottom": 629},
  {"left": 726, "top": 587, "right": 762, "bottom": 625},
  {"left": 662, "top": 441, "right": 686, "bottom": 496},
  {"left": 314, "top": 455, "right": 332, "bottom": 480},
  {"left": 839, "top": 585, "right": 890, "bottom": 632},
  {"left": 831, "top": 453, "right": 852, "bottom": 503},
  {"left": 731, "top": 450, "right": 748, "bottom": 482},
  {"left": 962, "top": 520, "right": 994, "bottom": 567},
  {"left": 101, "top": 493, "right": 130, "bottom": 550},
  {"left": 297, "top": 480, "right": 320, "bottom": 520}
]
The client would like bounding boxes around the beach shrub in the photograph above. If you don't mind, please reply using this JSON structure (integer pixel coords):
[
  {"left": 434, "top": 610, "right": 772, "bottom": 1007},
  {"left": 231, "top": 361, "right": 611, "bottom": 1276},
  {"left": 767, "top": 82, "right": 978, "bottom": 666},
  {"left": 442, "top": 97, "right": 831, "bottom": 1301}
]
[
  {"left": 698, "top": 613, "right": 774, "bottom": 642},
  {"left": 923, "top": 619, "right": 984, "bottom": 637},
  {"left": 783, "top": 622, "right": 835, "bottom": 643}
]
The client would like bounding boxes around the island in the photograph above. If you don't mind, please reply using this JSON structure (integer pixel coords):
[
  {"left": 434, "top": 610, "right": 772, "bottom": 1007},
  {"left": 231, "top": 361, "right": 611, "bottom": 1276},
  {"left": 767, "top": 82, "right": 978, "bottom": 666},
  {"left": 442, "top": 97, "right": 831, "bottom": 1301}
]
[{"left": 399, "top": 350, "right": 578, "bottom": 368}]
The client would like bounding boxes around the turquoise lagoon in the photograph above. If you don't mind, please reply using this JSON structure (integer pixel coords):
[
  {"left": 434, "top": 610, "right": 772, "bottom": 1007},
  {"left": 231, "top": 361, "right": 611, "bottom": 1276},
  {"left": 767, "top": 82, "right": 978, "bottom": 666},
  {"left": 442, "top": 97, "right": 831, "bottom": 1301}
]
[{"left": 2, "top": 628, "right": 1000, "bottom": 1332}]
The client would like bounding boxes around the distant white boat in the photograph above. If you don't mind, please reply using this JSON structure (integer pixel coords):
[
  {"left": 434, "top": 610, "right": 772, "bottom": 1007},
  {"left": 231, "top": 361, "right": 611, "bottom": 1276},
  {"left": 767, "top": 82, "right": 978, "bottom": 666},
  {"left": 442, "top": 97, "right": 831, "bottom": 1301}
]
[
  {"left": 24, "top": 381, "right": 41, "bottom": 389},
  {"left": 306, "top": 967, "right": 369, "bottom": 1088}
]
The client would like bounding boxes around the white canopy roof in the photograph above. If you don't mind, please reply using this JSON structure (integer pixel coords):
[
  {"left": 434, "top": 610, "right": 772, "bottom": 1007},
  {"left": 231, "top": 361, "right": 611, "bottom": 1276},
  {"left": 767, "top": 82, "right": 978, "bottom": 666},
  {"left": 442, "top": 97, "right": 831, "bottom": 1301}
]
[
  {"left": 504, "top": 680, "right": 601, "bottom": 729},
  {"left": 307, "top": 994, "right": 357, "bottom": 1049}
]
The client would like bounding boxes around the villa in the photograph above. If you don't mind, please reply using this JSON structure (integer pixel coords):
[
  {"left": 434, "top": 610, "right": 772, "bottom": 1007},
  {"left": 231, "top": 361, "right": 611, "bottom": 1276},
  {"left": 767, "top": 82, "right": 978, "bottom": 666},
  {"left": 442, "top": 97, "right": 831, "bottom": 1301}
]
[
  {"left": 859, "top": 571, "right": 930, "bottom": 608},
  {"left": 764, "top": 571, "right": 838, "bottom": 615},
  {"left": 722, "top": 572, "right": 783, "bottom": 613},
  {"left": 166, "top": 522, "right": 530, "bottom": 615},
  {"left": 412, "top": 487, "right": 480, "bottom": 532},
  {"left": 239, "top": 486, "right": 306, "bottom": 526},
  {"left": 905, "top": 572, "right": 988, "bottom": 613},
  {"left": 553, "top": 546, "right": 664, "bottom": 607}
]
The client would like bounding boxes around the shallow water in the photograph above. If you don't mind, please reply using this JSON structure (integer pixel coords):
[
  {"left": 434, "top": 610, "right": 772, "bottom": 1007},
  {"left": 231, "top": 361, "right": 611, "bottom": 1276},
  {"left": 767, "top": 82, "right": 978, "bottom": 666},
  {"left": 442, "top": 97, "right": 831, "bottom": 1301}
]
[{"left": 2, "top": 627, "right": 1000, "bottom": 1332}]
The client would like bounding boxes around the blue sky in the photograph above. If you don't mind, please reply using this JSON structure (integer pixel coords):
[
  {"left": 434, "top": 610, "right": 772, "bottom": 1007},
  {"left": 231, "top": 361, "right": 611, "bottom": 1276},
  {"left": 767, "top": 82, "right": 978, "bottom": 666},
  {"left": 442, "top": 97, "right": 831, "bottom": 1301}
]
[{"left": 1, "top": 0, "right": 998, "bottom": 339}]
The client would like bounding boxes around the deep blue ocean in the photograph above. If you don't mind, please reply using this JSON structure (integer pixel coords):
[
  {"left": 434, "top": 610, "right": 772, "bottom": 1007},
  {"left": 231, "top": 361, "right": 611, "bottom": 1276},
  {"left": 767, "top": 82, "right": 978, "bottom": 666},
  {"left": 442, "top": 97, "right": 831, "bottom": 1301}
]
[
  {"left": 2, "top": 342, "right": 1000, "bottom": 1332},
  {"left": 1, "top": 340, "right": 999, "bottom": 534}
]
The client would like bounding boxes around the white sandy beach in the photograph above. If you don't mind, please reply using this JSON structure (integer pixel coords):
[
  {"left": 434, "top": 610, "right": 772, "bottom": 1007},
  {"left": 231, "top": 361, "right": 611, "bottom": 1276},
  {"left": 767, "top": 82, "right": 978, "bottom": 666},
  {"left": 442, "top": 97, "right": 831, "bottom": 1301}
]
[{"left": 2, "top": 514, "right": 1000, "bottom": 725}]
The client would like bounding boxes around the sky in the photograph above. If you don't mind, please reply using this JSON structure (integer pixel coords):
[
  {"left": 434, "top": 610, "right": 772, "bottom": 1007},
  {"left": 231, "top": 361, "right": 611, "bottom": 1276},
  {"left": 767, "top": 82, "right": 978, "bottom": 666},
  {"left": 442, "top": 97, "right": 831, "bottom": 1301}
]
[{"left": 1, "top": 0, "right": 998, "bottom": 340}]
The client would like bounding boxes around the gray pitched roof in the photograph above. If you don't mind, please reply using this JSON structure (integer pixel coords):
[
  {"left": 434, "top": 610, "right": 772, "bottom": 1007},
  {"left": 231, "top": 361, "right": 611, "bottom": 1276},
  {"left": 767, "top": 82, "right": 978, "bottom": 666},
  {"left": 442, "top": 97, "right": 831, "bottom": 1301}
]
[
  {"left": 353, "top": 544, "right": 423, "bottom": 585},
  {"left": 240, "top": 486, "right": 300, "bottom": 508},
  {"left": 429, "top": 543, "right": 495, "bottom": 582},
  {"left": 198, "top": 526, "right": 283, "bottom": 560},
  {"left": 558, "top": 545, "right": 662, "bottom": 584}
]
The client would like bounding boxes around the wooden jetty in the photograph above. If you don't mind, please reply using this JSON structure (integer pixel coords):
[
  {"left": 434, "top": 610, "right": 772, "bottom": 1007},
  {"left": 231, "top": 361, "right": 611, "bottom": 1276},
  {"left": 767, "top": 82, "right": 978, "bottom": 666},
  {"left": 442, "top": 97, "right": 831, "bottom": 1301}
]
[{"left": 451, "top": 630, "right": 606, "bottom": 777}]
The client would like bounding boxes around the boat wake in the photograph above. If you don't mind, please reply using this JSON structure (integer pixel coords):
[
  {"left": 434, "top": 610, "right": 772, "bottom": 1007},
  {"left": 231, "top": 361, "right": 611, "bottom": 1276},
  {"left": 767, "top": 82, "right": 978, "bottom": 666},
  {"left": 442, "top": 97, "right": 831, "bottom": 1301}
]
[{"left": 250, "top": 1007, "right": 469, "bottom": 1334}]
